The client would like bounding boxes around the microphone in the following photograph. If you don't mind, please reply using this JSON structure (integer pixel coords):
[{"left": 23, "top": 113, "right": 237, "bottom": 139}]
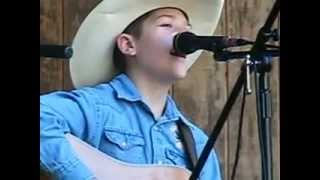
[
  {"left": 40, "top": 44, "right": 73, "bottom": 59},
  {"left": 173, "top": 32, "right": 250, "bottom": 55}
]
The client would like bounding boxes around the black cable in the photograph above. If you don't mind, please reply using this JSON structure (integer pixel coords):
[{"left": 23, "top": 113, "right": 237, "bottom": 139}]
[{"left": 230, "top": 81, "right": 247, "bottom": 180}]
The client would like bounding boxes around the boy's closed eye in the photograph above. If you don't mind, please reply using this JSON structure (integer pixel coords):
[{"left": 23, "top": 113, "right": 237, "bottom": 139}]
[{"left": 159, "top": 23, "right": 173, "bottom": 27}]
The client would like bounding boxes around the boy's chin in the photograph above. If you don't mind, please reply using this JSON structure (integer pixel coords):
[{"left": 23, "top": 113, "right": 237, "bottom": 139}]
[
  {"left": 171, "top": 70, "right": 188, "bottom": 80},
  {"left": 158, "top": 70, "right": 188, "bottom": 83}
]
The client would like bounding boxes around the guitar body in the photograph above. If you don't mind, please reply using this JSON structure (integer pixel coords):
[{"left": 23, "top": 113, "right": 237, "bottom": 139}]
[{"left": 65, "top": 133, "right": 192, "bottom": 180}]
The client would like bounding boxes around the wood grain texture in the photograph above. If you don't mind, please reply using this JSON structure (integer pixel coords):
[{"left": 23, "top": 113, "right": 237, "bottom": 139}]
[
  {"left": 40, "top": 0, "right": 64, "bottom": 94},
  {"left": 225, "top": 0, "right": 279, "bottom": 180}
]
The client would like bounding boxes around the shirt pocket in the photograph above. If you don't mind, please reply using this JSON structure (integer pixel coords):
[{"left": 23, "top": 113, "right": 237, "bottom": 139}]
[
  {"left": 165, "top": 148, "right": 190, "bottom": 169},
  {"left": 100, "top": 127, "right": 146, "bottom": 164}
]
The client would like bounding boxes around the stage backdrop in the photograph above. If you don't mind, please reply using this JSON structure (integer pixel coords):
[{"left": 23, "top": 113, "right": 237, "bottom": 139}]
[{"left": 40, "top": 0, "right": 280, "bottom": 180}]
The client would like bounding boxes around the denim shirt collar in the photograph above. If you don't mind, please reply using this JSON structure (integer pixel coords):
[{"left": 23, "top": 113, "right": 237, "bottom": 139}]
[
  {"left": 109, "top": 73, "right": 195, "bottom": 128},
  {"left": 109, "top": 73, "right": 143, "bottom": 102},
  {"left": 166, "top": 96, "right": 196, "bottom": 130}
]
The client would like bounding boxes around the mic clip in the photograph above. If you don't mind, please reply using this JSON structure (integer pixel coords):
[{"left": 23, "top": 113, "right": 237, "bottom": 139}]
[{"left": 245, "top": 55, "right": 253, "bottom": 94}]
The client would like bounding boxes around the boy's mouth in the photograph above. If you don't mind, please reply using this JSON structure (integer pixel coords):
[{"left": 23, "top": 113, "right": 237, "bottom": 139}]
[{"left": 170, "top": 50, "right": 186, "bottom": 58}]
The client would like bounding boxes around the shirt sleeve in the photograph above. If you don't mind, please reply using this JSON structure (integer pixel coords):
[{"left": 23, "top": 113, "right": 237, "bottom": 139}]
[
  {"left": 207, "top": 149, "right": 222, "bottom": 180},
  {"left": 40, "top": 88, "right": 101, "bottom": 180},
  {"left": 198, "top": 147, "right": 222, "bottom": 180},
  {"left": 192, "top": 127, "right": 222, "bottom": 180}
]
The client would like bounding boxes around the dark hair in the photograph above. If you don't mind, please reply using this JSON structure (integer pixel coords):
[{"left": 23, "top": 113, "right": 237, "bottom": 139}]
[{"left": 112, "top": 7, "right": 189, "bottom": 73}]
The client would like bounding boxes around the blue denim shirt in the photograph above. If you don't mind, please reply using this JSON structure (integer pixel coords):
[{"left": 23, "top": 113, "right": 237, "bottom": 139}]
[{"left": 40, "top": 73, "right": 221, "bottom": 180}]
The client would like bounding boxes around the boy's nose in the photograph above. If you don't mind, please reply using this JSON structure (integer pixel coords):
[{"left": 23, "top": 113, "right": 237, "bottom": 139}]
[{"left": 174, "top": 23, "right": 191, "bottom": 33}]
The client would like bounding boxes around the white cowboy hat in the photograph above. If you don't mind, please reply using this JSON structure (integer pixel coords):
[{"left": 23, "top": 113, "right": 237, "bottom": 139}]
[{"left": 70, "top": 0, "right": 224, "bottom": 88}]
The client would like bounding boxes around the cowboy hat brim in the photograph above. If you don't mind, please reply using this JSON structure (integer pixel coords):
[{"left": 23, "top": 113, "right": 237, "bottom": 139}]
[{"left": 70, "top": 0, "right": 224, "bottom": 88}]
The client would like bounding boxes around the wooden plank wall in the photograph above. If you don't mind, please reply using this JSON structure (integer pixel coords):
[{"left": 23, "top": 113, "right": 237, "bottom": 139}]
[{"left": 40, "top": 0, "right": 280, "bottom": 180}]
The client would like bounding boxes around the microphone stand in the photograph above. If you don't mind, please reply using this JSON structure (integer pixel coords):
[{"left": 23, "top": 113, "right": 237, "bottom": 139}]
[
  {"left": 189, "top": 0, "right": 279, "bottom": 180},
  {"left": 40, "top": 44, "right": 73, "bottom": 59}
]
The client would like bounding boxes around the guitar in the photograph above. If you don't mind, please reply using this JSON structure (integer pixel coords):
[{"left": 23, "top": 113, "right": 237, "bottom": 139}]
[{"left": 65, "top": 133, "right": 192, "bottom": 180}]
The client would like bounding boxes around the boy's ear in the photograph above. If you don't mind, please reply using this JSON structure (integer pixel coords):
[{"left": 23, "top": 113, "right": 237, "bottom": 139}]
[{"left": 116, "top": 33, "right": 137, "bottom": 56}]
